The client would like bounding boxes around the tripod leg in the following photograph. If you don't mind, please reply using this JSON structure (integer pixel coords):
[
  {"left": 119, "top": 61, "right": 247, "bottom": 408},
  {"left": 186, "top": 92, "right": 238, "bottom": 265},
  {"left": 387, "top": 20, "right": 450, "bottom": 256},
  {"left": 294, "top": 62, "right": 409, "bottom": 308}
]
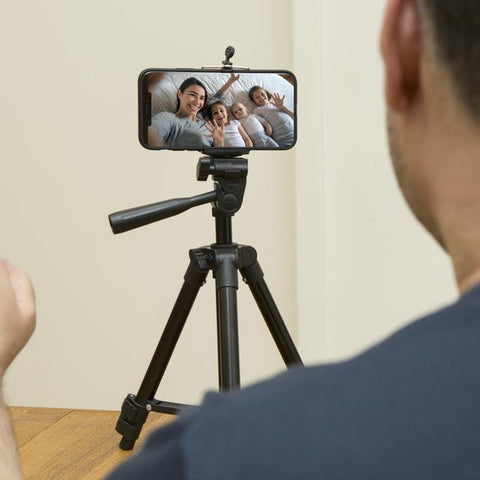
[
  {"left": 239, "top": 246, "right": 303, "bottom": 367},
  {"left": 116, "top": 249, "right": 210, "bottom": 450},
  {"left": 214, "top": 249, "right": 241, "bottom": 391}
]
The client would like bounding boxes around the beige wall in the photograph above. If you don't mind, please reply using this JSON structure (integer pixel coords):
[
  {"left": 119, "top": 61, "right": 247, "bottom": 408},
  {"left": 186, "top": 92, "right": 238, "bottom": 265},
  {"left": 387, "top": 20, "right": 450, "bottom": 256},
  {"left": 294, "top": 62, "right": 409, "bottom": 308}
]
[
  {"left": 2, "top": 0, "right": 459, "bottom": 411},
  {"left": 2, "top": 0, "right": 296, "bottom": 409},
  {"left": 294, "top": 0, "right": 457, "bottom": 363}
]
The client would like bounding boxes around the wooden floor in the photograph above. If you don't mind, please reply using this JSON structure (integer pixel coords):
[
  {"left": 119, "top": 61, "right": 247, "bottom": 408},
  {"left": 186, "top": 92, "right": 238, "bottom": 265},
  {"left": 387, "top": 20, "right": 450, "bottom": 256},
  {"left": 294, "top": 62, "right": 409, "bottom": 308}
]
[{"left": 9, "top": 406, "right": 175, "bottom": 480}]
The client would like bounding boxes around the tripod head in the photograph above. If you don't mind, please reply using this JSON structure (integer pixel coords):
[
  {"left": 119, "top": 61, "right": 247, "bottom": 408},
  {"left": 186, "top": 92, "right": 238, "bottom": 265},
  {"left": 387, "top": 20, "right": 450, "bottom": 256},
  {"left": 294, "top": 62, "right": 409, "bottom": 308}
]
[{"left": 108, "top": 156, "right": 248, "bottom": 235}]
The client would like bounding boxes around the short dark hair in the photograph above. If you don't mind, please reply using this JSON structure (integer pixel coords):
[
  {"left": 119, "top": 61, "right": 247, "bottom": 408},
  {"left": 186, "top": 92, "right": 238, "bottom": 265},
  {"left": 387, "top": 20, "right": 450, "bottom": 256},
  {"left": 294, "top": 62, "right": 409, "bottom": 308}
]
[
  {"left": 421, "top": 0, "right": 480, "bottom": 120},
  {"left": 176, "top": 77, "right": 208, "bottom": 112}
]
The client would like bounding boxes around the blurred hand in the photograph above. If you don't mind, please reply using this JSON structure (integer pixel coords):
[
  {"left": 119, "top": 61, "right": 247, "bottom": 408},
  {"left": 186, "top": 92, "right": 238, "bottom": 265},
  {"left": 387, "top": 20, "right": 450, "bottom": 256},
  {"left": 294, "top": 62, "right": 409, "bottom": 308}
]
[{"left": 0, "top": 260, "right": 36, "bottom": 377}]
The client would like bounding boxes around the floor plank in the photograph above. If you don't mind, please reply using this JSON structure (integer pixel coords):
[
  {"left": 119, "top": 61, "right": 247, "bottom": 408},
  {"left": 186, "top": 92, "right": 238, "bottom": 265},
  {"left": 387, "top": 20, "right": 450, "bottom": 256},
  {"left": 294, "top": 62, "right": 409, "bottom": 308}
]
[
  {"left": 10, "top": 407, "right": 175, "bottom": 480},
  {"left": 10, "top": 407, "right": 72, "bottom": 447}
]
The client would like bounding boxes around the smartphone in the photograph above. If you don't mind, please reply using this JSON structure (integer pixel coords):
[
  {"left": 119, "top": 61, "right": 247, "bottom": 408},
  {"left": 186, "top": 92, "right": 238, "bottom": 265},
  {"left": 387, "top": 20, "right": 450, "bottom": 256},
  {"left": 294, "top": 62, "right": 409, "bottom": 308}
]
[{"left": 138, "top": 68, "right": 297, "bottom": 155}]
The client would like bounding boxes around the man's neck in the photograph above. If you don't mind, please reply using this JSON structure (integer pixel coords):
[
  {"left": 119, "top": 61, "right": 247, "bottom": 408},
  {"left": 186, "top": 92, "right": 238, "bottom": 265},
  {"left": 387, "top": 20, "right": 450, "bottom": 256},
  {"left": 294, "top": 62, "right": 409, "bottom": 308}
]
[
  {"left": 433, "top": 138, "right": 480, "bottom": 295},
  {"left": 417, "top": 71, "right": 480, "bottom": 295},
  {"left": 445, "top": 229, "right": 480, "bottom": 294},
  {"left": 458, "top": 270, "right": 480, "bottom": 295}
]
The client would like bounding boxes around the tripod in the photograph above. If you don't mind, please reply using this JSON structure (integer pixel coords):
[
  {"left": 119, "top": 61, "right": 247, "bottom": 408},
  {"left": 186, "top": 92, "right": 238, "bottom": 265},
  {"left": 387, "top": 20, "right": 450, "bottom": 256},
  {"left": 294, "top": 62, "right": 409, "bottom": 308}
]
[{"left": 108, "top": 156, "right": 303, "bottom": 450}]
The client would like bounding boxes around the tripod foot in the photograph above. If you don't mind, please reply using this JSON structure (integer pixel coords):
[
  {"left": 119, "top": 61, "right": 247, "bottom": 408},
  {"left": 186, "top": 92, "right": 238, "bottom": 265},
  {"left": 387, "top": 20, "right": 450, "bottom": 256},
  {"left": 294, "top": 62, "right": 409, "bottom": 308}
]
[
  {"left": 115, "top": 394, "right": 149, "bottom": 451},
  {"left": 119, "top": 437, "right": 136, "bottom": 451}
]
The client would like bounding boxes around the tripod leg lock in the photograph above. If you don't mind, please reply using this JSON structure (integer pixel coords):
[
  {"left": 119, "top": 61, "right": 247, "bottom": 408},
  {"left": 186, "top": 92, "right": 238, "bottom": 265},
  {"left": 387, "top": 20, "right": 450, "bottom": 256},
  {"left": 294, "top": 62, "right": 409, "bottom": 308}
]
[
  {"left": 116, "top": 394, "right": 150, "bottom": 446},
  {"left": 237, "top": 246, "right": 264, "bottom": 284},
  {"left": 188, "top": 249, "right": 213, "bottom": 277}
]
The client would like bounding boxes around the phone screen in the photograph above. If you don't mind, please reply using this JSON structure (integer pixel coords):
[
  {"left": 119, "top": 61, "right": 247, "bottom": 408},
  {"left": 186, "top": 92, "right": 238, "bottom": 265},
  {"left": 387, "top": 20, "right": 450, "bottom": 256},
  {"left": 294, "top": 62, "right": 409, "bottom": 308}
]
[{"left": 139, "top": 69, "right": 297, "bottom": 154}]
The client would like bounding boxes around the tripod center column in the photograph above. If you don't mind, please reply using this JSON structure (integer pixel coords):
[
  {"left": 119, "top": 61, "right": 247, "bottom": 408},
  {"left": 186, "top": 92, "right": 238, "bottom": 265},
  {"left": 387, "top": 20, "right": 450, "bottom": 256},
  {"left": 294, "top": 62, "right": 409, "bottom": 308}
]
[
  {"left": 213, "top": 247, "right": 240, "bottom": 390},
  {"left": 213, "top": 208, "right": 233, "bottom": 245}
]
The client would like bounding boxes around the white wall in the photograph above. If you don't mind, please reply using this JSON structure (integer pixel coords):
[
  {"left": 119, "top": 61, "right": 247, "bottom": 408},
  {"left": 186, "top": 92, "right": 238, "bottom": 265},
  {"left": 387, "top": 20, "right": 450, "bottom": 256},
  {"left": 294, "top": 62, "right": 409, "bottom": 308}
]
[
  {"left": 1, "top": 0, "right": 296, "bottom": 410},
  {"left": 294, "top": 0, "right": 457, "bottom": 363}
]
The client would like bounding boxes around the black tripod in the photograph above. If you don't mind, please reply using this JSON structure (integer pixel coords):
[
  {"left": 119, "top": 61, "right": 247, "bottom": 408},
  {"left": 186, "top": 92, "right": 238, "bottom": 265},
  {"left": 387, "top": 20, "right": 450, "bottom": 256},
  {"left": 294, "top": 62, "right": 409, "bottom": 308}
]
[{"left": 108, "top": 156, "right": 303, "bottom": 450}]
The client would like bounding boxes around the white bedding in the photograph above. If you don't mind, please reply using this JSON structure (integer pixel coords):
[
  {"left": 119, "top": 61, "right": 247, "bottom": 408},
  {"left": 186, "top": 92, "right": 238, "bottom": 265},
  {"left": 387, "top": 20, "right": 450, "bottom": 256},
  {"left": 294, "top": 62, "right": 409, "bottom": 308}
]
[{"left": 149, "top": 71, "right": 295, "bottom": 117}]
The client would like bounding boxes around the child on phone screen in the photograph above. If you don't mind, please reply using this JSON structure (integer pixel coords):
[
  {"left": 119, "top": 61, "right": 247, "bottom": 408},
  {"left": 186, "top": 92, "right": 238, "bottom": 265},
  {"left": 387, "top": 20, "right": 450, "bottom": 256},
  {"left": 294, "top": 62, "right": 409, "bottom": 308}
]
[
  {"left": 231, "top": 102, "right": 279, "bottom": 148},
  {"left": 207, "top": 101, "right": 253, "bottom": 148},
  {"left": 249, "top": 86, "right": 294, "bottom": 147}
]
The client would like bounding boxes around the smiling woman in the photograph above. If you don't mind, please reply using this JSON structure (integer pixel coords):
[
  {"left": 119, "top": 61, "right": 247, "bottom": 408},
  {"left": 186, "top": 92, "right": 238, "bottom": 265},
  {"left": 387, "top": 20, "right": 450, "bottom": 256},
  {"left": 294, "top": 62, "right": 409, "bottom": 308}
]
[
  {"left": 151, "top": 77, "right": 222, "bottom": 148},
  {"left": 177, "top": 80, "right": 206, "bottom": 119}
]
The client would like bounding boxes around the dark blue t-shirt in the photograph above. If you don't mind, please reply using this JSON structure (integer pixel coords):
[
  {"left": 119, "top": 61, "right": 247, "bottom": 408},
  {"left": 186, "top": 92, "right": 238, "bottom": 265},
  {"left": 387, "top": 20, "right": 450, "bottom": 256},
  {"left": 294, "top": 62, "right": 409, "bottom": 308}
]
[{"left": 108, "top": 285, "right": 480, "bottom": 479}]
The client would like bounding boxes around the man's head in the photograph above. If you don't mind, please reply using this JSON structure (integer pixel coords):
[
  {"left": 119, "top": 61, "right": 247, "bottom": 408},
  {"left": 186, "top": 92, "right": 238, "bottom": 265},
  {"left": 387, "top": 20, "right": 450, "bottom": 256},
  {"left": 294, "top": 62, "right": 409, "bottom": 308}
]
[{"left": 381, "top": 0, "right": 480, "bottom": 291}]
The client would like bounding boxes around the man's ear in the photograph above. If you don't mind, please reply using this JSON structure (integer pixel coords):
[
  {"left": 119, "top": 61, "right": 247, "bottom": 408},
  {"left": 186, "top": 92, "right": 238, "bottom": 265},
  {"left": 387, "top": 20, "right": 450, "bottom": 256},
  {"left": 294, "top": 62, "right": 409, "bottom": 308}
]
[{"left": 380, "top": 0, "right": 421, "bottom": 111}]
